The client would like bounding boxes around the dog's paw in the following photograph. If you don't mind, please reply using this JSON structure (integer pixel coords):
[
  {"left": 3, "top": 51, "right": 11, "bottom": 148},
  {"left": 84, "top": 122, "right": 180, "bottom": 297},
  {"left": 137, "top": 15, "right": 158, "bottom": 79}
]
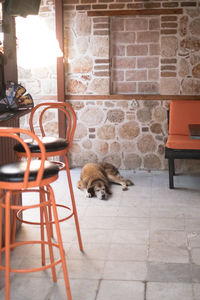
[
  {"left": 86, "top": 191, "right": 92, "bottom": 198},
  {"left": 126, "top": 180, "right": 134, "bottom": 186},
  {"left": 122, "top": 185, "right": 128, "bottom": 191}
]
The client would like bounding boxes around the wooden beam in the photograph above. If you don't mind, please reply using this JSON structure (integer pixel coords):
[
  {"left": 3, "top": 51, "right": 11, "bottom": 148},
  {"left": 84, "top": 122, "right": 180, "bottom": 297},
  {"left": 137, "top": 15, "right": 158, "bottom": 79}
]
[
  {"left": 66, "top": 94, "right": 200, "bottom": 101},
  {"left": 55, "top": 0, "right": 66, "bottom": 140},
  {"left": 88, "top": 8, "right": 183, "bottom": 17}
]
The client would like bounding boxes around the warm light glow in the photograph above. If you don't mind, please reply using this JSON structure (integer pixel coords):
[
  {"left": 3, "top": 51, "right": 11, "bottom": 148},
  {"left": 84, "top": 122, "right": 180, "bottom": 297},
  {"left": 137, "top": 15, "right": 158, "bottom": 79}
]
[{"left": 16, "top": 16, "right": 63, "bottom": 69}]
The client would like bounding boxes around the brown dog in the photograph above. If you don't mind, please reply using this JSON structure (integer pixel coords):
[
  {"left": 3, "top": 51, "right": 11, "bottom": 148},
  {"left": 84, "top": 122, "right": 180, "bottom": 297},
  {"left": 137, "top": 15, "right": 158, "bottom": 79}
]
[{"left": 77, "top": 162, "right": 133, "bottom": 200}]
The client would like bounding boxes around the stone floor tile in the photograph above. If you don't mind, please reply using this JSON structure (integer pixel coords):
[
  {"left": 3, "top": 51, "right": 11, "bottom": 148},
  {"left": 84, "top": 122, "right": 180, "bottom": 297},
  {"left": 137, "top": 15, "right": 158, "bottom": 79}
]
[
  {"left": 147, "top": 262, "right": 192, "bottom": 282},
  {"left": 96, "top": 280, "right": 144, "bottom": 300},
  {"left": 193, "top": 283, "right": 200, "bottom": 300},
  {"left": 107, "top": 243, "right": 148, "bottom": 261},
  {"left": 149, "top": 244, "right": 189, "bottom": 264},
  {"left": 191, "top": 248, "right": 200, "bottom": 265},
  {"left": 68, "top": 242, "right": 110, "bottom": 260},
  {"left": 146, "top": 282, "right": 193, "bottom": 300},
  {"left": 111, "top": 229, "right": 149, "bottom": 244},
  {"left": 66, "top": 259, "right": 105, "bottom": 279},
  {"left": 114, "top": 216, "right": 150, "bottom": 231},
  {"left": 150, "top": 217, "right": 185, "bottom": 231},
  {"left": 191, "top": 264, "right": 200, "bottom": 283},
  {"left": 103, "top": 261, "right": 147, "bottom": 280},
  {"left": 49, "top": 279, "right": 99, "bottom": 300}
]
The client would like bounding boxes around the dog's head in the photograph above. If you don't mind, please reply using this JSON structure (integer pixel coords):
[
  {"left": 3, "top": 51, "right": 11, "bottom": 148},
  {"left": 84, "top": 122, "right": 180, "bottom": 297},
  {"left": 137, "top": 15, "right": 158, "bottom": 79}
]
[{"left": 87, "top": 180, "right": 110, "bottom": 200}]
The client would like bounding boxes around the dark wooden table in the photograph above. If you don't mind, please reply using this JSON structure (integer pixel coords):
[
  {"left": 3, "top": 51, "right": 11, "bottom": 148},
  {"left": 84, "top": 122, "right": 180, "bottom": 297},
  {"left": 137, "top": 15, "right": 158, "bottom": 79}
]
[
  {"left": 189, "top": 124, "right": 200, "bottom": 140},
  {"left": 0, "top": 108, "right": 32, "bottom": 245}
]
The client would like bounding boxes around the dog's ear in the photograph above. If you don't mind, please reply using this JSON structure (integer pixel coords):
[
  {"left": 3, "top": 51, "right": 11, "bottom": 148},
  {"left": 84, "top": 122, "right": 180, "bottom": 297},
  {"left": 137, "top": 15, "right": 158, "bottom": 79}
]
[
  {"left": 105, "top": 184, "right": 112, "bottom": 195},
  {"left": 87, "top": 186, "right": 95, "bottom": 197}
]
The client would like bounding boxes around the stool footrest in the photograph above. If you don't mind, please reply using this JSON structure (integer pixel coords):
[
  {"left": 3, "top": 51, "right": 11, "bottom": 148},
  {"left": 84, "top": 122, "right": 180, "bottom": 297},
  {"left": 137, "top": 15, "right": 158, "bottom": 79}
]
[{"left": 0, "top": 240, "right": 63, "bottom": 273}]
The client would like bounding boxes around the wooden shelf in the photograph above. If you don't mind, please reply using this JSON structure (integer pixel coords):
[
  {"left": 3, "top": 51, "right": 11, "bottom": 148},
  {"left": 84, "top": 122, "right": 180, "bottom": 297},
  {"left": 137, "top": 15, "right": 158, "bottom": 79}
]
[
  {"left": 88, "top": 8, "right": 183, "bottom": 17},
  {"left": 66, "top": 94, "right": 200, "bottom": 101}
]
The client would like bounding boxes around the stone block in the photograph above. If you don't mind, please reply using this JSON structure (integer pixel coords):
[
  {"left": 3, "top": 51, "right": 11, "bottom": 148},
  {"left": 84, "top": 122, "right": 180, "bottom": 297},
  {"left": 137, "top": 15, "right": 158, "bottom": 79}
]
[
  {"left": 97, "top": 125, "right": 115, "bottom": 140},
  {"left": 148, "top": 69, "right": 159, "bottom": 81},
  {"left": 149, "top": 18, "right": 160, "bottom": 30},
  {"left": 112, "top": 32, "right": 136, "bottom": 44},
  {"left": 113, "top": 57, "right": 136, "bottom": 69},
  {"left": 70, "top": 56, "right": 93, "bottom": 73},
  {"left": 153, "top": 107, "right": 167, "bottom": 122},
  {"left": 107, "top": 109, "right": 125, "bottom": 123},
  {"left": 137, "top": 134, "right": 156, "bottom": 153},
  {"left": 179, "top": 16, "right": 188, "bottom": 37},
  {"left": 112, "top": 70, "right": 124, "bottom": 81},
  {"left": 144, "top": 154, "right": 161, "bottom": 169},
  {"left": 137, "top": 31, "right": 159, "bottom": 43},
  {"left": 182, "top": 78, "right": 200, "bottom": 94},
  {"left": 192, "top": 64, "right": 200, "bottom": 78},
  {"left": 125, "top": 18, "right": 148, "bottom": 31},
  {"left": 112, "top": 45, "right": 125, "bottom": 56},
  {"left": 74, "top": 123, "right": 87, "bottom": 140},
  {"left": 126, "top": 70, "right": 147, "bottom": 81},
  {"left": 181, "top": 38, "right": 200, "bottom": 51},
  {"left": 127, "top": 45, "right": 148, "bottom": 56},
  {"left": 124, "top": 153, "right": 142, "bottom": 169},
  {"left": 80, "top": 106, "right": 104, "bottom": 126},
  {"left": 178, "top": 58, "right": 190, "bottom": 77},
  {"left": 111, "top": 17, "right": 124, "bottom": 31},
  {"left": 149, "top": 44, "right": 160, "bottom": 56},
  {"left": 118, "top": 121, "right": 140, "bottom": 139},
  {"left": 137, "top": 108, "right": 152, "bottom": 123},
  {"left": 113, "top": 82, "right": 137, "bottom": 94},
  {"left": 161, "top": 36, "right": 178, "bottom": 57},
  {"left": 160, "top": 78, "right": 180, "bottom": 94},
  {"left": 67, "top": 79, "right": 87, "bottom": 94},
  {"left": 137, "top": 57, "right": 159, "bottom": 69},
  {"left": 189, "top": 18, "right": 200, "bottom": 36},
  {"left": 88, "top": 78, "right": 110, "bottom": 94},
  {"left": 138, "top": 82, "right": 159, "bottom": 94},
  {"left": 90, "top": 36, "right": 109, "bottom": 57},
  {"left": 75, "top": 13, "right": 91, "bottom": 36}
]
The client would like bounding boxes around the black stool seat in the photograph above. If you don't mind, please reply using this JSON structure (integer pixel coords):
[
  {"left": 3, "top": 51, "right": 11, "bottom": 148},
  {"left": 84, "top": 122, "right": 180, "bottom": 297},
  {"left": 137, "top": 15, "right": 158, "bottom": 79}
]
[
  {"left": 14, "top": 136, "right": 69, "bottom": 153},
  {"left": 0, "top": 160, "right": 59, "bottom": 182}
]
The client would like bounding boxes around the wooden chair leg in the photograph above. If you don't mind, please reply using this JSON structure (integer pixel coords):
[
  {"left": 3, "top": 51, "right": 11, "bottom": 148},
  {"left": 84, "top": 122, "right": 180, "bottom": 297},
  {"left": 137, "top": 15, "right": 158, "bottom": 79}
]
[{"left": 168, "top": 158, "right": 174, "bottom": 189}]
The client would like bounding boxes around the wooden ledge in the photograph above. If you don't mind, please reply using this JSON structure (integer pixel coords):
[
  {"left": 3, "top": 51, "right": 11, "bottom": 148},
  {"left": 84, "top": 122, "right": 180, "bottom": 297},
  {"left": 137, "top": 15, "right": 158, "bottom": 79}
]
[
  {"left": 88, "top": 8, "right": 183, "bottom": 17},
  {"left": 66, "top": 94, "right": 200, "bottom": 101}
]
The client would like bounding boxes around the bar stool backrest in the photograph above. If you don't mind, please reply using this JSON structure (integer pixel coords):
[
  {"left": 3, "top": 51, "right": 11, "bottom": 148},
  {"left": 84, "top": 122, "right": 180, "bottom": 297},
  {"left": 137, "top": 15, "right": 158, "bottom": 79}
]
[
  {"left": 0, "top": 127, "right": 46, "bottom": 188},
  {"left": 29, "top": 102, "right": 77, "bottom": 149}
]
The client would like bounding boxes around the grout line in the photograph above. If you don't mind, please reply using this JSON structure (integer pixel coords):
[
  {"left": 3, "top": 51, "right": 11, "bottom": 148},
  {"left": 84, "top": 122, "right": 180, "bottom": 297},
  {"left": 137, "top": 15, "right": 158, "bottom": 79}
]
[
  {"left": 94, "top": 279, "right": 102, "bottom": 300},
  {"left": 144, "top": 280, "right": 147, "bottom": 300}
]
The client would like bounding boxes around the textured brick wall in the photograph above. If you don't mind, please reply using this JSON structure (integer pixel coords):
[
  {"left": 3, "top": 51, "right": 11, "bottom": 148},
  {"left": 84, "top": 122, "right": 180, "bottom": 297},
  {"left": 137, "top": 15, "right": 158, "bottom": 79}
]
[{"left": 18, "top": 0, "right": 200, "bottom": 170}]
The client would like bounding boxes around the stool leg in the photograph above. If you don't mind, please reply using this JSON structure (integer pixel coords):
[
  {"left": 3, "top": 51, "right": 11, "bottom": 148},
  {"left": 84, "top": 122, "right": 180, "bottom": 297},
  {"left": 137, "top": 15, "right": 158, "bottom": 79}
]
[
  {"left": 42, "top": 188, "right": 57, "bottom": 282},
  {"left": 40, "top": 188, "right": 46, "bottom": 266},
  {"left": 11, "top": 193, "right": 18, "bottom": 248},
  {"left": 64, "top": 156, "right": 83, "bottom": 252},
  {"left": 0, "top": 190, "right": 3, "bottom": 289},
  {"left": 48, "top": 185, "right": 72, "bottom": 300},
  {"left": 5, "top": 191, "right": 11, "bottom": 300}
]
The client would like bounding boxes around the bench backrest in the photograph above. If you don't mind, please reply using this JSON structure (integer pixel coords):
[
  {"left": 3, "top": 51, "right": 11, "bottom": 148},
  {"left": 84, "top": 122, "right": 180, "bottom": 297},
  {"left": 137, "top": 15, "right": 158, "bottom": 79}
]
[{"left": 169, "top": 100, "right": 200, "bottom": 136}]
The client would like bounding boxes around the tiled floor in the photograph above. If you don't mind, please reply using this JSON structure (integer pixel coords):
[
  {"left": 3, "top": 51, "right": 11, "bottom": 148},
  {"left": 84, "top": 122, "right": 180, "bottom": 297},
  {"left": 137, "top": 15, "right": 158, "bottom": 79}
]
[{"left": 1, "top": 169, "right": 200, "bottom": 299}]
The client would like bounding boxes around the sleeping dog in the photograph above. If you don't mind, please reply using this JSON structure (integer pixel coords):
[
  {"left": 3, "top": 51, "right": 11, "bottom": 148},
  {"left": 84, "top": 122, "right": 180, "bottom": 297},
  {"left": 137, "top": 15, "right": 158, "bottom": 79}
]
[{"left": 77, "top": 162, "right": 133, "bottom": 200}]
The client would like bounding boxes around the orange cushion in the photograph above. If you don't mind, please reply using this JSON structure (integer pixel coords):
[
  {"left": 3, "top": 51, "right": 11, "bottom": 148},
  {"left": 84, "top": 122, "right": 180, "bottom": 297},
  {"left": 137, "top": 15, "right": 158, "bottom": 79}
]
[
  {"left": 166, "top": 134, "right": 200, "bottom": 150},
  {"left": 169, "top": 100, "right": 200, "bottom": 135}
]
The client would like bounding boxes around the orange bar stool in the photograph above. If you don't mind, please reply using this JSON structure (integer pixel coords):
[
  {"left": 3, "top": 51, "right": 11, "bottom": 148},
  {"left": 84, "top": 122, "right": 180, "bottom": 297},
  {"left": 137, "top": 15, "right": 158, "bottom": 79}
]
[
  {"left": 0, "top": 127, "right": 72, "bottom": 300},
  {"left": 13, "top": 102, "right": 83, "bottom": 251}
]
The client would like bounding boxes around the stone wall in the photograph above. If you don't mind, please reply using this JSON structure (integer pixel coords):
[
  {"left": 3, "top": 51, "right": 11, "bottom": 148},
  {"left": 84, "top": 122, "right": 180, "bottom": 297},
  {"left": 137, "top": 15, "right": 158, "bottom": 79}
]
[{"left": 17, "top": 0, "right": 200, "bottom": 170}]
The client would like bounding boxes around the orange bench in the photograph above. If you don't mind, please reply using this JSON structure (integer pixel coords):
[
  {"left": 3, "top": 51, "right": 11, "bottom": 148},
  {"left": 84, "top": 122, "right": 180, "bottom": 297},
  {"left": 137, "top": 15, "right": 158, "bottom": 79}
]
[{"left": 165, "top": 100, "right": 200, "bottom": 189}]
